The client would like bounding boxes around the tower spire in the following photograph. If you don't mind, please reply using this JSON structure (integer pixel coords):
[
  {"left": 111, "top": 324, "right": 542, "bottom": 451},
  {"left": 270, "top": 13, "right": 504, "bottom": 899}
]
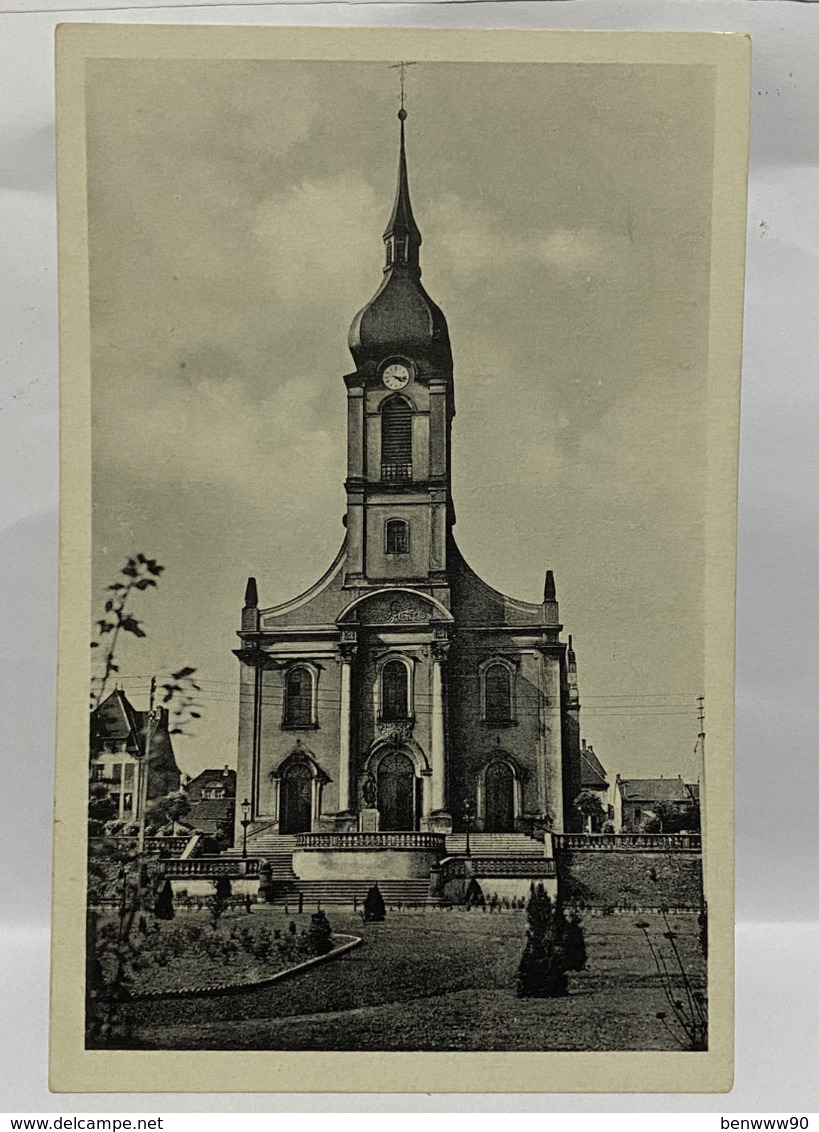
[{"left": 384, "top": 65, "right": 421, "bottom": 275}]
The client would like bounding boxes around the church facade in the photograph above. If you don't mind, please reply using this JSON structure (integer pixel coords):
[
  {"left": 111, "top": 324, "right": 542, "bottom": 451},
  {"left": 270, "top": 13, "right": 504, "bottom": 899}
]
[{"left": 234, "top": 110, "right": 591, "bottom": 868}]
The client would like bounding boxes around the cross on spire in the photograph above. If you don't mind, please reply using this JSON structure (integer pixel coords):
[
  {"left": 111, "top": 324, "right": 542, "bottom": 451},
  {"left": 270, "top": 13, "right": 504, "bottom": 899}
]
[{"left": 389, "top": 60, "right": 417, "bottom": 115}]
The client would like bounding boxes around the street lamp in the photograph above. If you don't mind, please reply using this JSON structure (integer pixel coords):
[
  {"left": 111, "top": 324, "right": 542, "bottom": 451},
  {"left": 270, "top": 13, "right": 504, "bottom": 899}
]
[
  {"left": 240, "top": 797, "right": 251, "bottom": 859},
  {"left": 463, "top": 797, "right": 475, "bottom": 857}
]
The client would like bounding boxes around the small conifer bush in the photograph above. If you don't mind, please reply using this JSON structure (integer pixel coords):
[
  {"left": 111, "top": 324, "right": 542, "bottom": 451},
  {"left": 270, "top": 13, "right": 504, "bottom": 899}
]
[{"left": 517, "top": 884, "right": 587, "bottom": 998}]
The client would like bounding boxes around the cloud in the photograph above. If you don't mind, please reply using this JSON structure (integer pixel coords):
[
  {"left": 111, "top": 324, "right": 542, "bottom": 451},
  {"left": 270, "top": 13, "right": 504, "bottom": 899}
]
[
  {"left": 255, "top": 174, "right": 383, "bottom": 309},
  {"left": 94, "top": 365, "right": 343, "bottom": 521},
  {"left": 537, "top": 228, "right": 631, "bottom": 272},
  {"left": 425, "top": 194, "right": 633, "bottom": 282}
]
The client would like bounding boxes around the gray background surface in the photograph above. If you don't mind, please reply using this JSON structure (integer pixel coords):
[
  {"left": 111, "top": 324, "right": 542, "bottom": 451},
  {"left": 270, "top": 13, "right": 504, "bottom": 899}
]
[{"left": 0, "top": 0, "right": 816, "bottom": 1111}]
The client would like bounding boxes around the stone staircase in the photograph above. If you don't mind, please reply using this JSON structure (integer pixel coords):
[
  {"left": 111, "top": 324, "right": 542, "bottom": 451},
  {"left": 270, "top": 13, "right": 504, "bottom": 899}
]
[
  {"left": 244, "top": 833, "right": 298, "bottom": 878},
  {"left": 444, "top": 832, "right": 547, "bottom": 857},
  {"left": 231, "top": 830, "right": 548, "bottom": 907},
  {"left": 262, "top": 877, "right": 436, "bottom": 909}
]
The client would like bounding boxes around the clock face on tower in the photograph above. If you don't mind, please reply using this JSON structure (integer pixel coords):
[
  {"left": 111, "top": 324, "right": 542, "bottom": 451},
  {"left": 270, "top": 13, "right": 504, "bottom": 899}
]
[{"left": 382, "top": 362, "right": 411, "bottom": 390}]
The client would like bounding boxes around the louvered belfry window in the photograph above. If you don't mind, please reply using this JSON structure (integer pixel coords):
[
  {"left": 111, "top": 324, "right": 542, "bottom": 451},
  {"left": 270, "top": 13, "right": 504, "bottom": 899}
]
[{"left": 381, "top": 397, "right": 412, "bottom": 481}]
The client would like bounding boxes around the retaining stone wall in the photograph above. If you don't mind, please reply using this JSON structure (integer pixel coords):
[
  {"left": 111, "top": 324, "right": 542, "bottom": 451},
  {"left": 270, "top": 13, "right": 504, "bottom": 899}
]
[{"left": 557, "top": 849, "right": 703, "bottom": 909}]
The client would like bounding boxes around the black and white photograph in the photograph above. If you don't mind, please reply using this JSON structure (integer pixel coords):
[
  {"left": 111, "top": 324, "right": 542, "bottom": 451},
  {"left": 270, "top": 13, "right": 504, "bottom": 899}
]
[{"left": 51, "top": 25, "right": 749, "bottom": 1093}]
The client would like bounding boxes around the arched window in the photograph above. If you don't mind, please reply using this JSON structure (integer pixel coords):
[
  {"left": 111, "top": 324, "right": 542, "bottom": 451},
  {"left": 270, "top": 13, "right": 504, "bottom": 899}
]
[
  {"left": 283, "top": 666, "right": 314, "bottom": 727},
  {"left": 484, "top": 662, "right": 513, "bottom": 724},
  {"left": 381, "top": 397, "right": 412, "bottom": 481},
  {"left": 381, "top": 659, "right": 410, "bottom": 721},
  {"left": 385, "top": 518, "right": 409, "bottom": 555}
]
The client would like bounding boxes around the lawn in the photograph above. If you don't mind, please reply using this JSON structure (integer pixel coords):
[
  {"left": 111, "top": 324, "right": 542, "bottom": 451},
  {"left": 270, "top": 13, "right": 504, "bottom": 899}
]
[{"left": 119, "top": 907, "right": 706, "bottom": 1052}]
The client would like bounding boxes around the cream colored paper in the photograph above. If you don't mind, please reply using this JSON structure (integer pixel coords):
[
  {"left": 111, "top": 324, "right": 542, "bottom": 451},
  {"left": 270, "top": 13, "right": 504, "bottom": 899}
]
[{"left": 52, "top": 24, "right": 749, "bottom": 1093}]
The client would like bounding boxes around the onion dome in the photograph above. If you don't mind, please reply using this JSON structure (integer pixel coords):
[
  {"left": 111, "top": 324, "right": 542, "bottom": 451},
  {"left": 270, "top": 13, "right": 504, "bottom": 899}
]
[{"left": 348, "top": 109, "right": 452, "bottom": 371}]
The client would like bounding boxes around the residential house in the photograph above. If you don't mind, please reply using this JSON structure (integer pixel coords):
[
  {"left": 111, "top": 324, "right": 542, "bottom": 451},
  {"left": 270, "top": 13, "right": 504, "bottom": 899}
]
[
  {"left": 613, "top": 775, "right": 700, "bottom": 833},
  {"left": 185, "top": 766, "right": 236, "bottom": 841},
  {"left": 89, "top": 688, "right": 181, "bottom": 823}
]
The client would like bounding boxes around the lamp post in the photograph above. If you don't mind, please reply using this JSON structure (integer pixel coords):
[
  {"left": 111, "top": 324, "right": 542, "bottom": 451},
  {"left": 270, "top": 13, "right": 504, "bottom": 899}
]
[
  {"left": 463, "top": 797, "right": 475, "bottom": 857},
  {"left": 240, "top": 797, "right": 251, "bottom": 859}
]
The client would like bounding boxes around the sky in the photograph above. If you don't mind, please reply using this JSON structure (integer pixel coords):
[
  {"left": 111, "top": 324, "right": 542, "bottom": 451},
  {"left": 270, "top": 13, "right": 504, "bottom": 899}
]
[{"left": 87, "top": 57, "right": 715, "bottom": 788}]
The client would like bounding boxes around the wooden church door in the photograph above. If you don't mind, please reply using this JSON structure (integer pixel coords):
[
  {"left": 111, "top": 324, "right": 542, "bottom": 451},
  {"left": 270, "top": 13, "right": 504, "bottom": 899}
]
[
  {"left": 279, "top": 761, "right": 312, "bottom": 834},
  {"left": 484, "top": 761, "right": 515, "bottom": 832},
  {"left": 377, "top": 751, "right": 415, "bottom": 831}
]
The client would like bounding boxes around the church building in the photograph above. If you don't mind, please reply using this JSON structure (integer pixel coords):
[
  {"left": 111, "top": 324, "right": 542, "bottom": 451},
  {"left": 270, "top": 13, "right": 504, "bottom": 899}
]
[{"left": 233, "top": 109, "right": 596, "bottom": 880}]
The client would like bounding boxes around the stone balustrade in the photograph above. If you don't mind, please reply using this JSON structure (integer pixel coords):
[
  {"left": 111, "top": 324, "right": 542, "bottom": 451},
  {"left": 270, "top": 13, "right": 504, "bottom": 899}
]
[
  {"left": 552, "top": 833, "right": 701, "bottom": 852},
  {"left": 146, "top": 836, "right": 190, "bottom": 856},
  {"left": 439, "top": 856, "right": 556, "bottom": 881},
  {"left": 89, "top": 834, "right": 193, "bottom": 857},
  {"left": 162, "top": 856, "right": 260, "bottom": 877},
  {"left": 296, "top": 831, "right": 447, "bottom": 852}
]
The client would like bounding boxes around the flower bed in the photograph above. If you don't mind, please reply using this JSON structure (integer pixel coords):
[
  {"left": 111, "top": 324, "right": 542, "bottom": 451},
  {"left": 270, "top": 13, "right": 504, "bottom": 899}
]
[{"left": 92, "top": 910, "right": 359, "bottom": 1000}]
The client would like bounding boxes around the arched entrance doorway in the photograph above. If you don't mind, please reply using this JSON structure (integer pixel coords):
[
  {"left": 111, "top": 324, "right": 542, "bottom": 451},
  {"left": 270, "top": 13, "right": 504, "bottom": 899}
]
[
  {"left": 484, "top": 761, "right": 515, "bottom": 832},
  {"left": 279, "top": 761, "right": 312, "bottom": 834},
  {"left": 377, "top": 750, "right": 415, "bottom": 831}
]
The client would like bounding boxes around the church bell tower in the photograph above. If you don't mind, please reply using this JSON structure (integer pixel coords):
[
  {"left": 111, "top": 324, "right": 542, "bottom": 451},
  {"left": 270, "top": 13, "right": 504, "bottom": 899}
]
[{"left": 343, "top": 108, "right": 454, "bottom": 596}]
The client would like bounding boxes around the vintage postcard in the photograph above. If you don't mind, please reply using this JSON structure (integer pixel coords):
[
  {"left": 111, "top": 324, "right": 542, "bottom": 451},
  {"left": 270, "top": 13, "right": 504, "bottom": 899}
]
[{"left": 52, "top": 25, "right": 749, "bottom": 1092}]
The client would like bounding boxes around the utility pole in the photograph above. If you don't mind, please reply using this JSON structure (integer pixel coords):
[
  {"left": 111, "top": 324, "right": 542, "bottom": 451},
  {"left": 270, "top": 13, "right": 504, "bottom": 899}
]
[
  {"left": 696, "top": 694, "right": 707, "bottom": 908},
  {"left": 136, "top": 675, "right": 156, "bottom": 856}
]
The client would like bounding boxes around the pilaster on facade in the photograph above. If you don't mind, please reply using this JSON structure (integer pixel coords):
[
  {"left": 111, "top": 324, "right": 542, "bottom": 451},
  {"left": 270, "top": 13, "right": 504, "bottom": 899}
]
[{"left": 336, "top": 635, "right": 358, "bottom": 818}]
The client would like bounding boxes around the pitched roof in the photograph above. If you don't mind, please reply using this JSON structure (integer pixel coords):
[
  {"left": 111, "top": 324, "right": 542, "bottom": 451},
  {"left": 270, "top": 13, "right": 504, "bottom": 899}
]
[
  {"left": 190, "top": 798, "right": 233, "bottom": 821},
  {"left": 90, "top": 689, "right": 181, "bottom": 794},
  {"left": 187, "top": 768, "right": 237, "bottom": 794},
  {"left": 90, "top": 689, "right": 140, "bottom": 747},
  {"left": 189, "top": 797, "right": 234, "bottom": 834},
  {"left": 580, "top": 746, "right": 608, "bottom": 789},
  {"left": 617, "top": 777, "right": 692, "bottom": 803}
]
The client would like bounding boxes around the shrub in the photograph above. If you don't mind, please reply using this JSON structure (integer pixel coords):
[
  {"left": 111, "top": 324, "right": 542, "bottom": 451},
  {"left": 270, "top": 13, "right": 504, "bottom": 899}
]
[
  {"left": 153, "top": 946, "right": 170, "bottom": 968},
  {"left": 307, "top": 911, "right": 333, "bottom": 957},
  {"left": 164, "top": 928, "right": 189, "bottom": 958},
  {"left": 277, "top": 933, "right": 309, "bottom": 965},
  {"left": 183, "top": 923, "right": 204, "bottom": 949},
  {"left": 363, "top": 884, "right": 386, "bottom": 923},
  {"left": 563, "top": 910, "right": 588, "bottom": 971},
  {"left": 154, "top": 879, "right": 175, "bottom": 921},
  {"left": 209, "top": 875, "right": 232, "bottom": 931},
  {"left": 516, "top": 884, "right": 585, "bottom": 998},
  {"left": 252, "top": 927, "right": 274, "bottom": 963},
  {"left": 221, "top": 937, "right": 239, "bottom": 966}
]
